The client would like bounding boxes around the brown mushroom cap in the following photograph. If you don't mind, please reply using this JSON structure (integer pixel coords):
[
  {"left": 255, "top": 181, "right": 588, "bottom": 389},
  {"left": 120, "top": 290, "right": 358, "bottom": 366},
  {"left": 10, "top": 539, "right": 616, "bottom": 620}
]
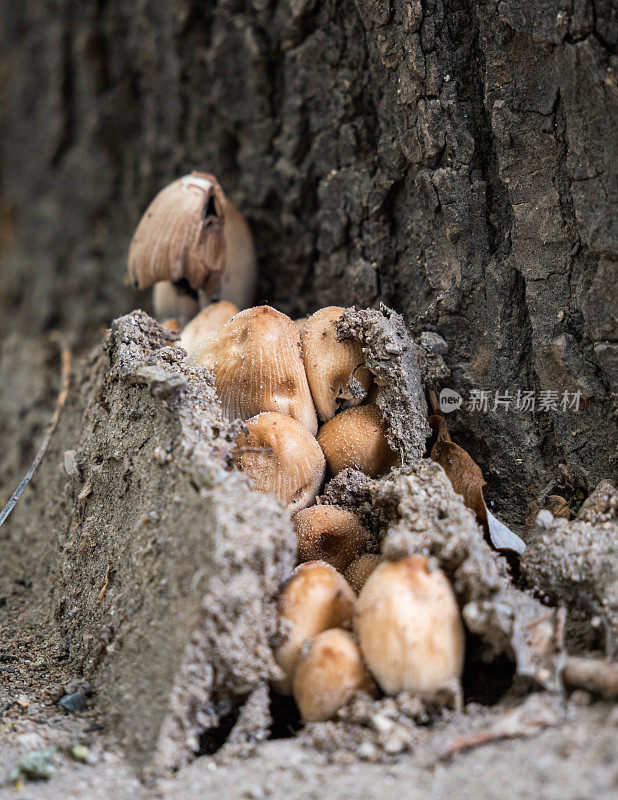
[
  {"left": 275, "top": 561, "right": 356, "bottom": 694},
  {"left": 235, "top": 412, "right": 325, "bottom": 514},
  {"left": 292, "top": 629, "right": 374, "bottom": 722},
  {"left": 345, "top": 554, "right": 381, "bottom": 594},
  {"left": 195, "top": 305, "right": 318, "bottom": 434},
  {"left": 294, "top": 505, "right": 369, "bottom": 572},
  {"left": 152, "top": 280, "right": 199, "bottom": 324},
  {"left": 301, "top": 306, "right": 373, "bottom": 421},
  {"left": 129, "top": 173, "right": 228, "bottom": 292},
  {"left": 317, "top": 405, "right": 399, "bottom": 477},
  {"left": 354, "top": 556, "right": 465, "bottom": 695},
  {"left": 180, "top": 301, "right": 239, "bottom": 355}
]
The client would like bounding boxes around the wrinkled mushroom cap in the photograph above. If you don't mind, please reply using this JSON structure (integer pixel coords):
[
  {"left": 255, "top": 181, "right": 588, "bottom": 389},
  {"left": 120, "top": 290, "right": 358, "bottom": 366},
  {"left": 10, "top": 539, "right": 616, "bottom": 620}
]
[
  {"left": 195, "top": 305, "right": 318, "bottom": 434},
  {"left": 275, "top": 561, "right": 356, "bottom": 694},
  {"left": 234, "top": 412, "right": 325, "bottom": 514},
  {"left": 317, "top": 405, "right": 399, "bottom": 477},
  {"left": 292, "top": 628, "right": 374, "bottom": 722},
  {"left": 180, "top": 301, "right": 239, "bottom": 355},
  {"left": 294, "top": 505, "right": 369, "bottom": 572},
  {"left": 354, "top": 556, "right": 465, "bottom": 695},
  {"left": 301, "top": 306, "right": 372, "bottom": 421},
  {"left": 128, "top": 172, "right": 227, "bottom": 292}
]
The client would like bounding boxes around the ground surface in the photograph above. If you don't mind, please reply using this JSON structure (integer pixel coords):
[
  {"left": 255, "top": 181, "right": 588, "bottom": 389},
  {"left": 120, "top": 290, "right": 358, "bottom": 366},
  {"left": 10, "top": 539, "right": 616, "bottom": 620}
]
[{"left": 0, "top": 699, "right": 616, "bottom": 799}]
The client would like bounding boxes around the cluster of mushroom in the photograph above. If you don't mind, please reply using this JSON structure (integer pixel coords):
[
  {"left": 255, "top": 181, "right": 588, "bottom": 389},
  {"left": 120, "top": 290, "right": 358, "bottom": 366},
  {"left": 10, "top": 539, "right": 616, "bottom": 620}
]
[
  {"left": 128, "top": 173, "right": 465, "bottom": 725},
  {"left": 180, "top": 305, "right": 465, "bottom": 723}
]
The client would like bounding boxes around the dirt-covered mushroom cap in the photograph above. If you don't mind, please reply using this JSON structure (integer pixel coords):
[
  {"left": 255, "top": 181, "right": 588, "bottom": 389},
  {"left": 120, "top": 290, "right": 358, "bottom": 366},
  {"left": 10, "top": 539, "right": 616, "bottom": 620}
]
[
  {"left": 294, "top": 505, "right": 369, "bottom": 572},
  {"left": 179, "top": 301, "right": 239, "bottom": 355},
  {"left": 292, "top": 629, "right": 374, "bottom": 722},
  {"left": 301, "top": 306, "right": 372, "bottom": 421},
  {"left": 317, "top": 405, "right": 398, "bottom": 477},
  {"left": 354, "top": 556, "right": 465, "bottom": 695},
  {"left": 234, "top": 412, "right": 325, "bottom": 514},
  {"left": 195, "top": 305, "right": 318, "bottom": 434},
  {"left": 344, "top": 553, "right": 381, "bottom": 594},
  {"left": 274, "top": 561, "right": 356, "bottom": 694}
]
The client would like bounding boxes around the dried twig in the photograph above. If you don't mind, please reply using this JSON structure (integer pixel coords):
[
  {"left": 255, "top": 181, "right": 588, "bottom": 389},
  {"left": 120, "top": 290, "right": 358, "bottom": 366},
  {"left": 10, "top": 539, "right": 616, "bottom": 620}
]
[
  {"left": 0, "top": 338, "right": 72, "bottom": 528},
  {"left": 562, "top": 656, "right": 618, "bottom": 698}
]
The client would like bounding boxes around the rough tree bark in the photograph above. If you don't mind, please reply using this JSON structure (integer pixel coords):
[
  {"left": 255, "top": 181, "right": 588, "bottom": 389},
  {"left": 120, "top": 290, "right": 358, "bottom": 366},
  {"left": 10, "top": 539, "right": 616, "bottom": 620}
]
[{"left": 0, "top": 0, "right": 616, "bottom": 520}]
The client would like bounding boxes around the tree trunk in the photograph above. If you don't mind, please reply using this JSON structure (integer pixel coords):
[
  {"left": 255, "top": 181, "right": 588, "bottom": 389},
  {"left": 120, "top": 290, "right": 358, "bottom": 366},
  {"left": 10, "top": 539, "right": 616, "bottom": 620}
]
[{"left": 1, "top": 0, "right": 616, "bottom": 520}]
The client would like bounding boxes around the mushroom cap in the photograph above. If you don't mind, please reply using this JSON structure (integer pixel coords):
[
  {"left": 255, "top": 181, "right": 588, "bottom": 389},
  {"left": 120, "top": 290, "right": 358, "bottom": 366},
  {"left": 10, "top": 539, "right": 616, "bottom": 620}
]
[
  {"left": 180, "top": 301, "right": 239, "bottom": 355},
  {"left": 152, "top": 280, "right": 199, "bottom": 324},
  {"left": 128, "top": 172, "right": 227, "bottom": 292},
  {"left": 160, "top": 318, "right": 180, "bottom": 333},
  {"left": 195, "top": 305, "right": 318, "bottom": 434},
  {"left": 275, "top": 561, "right": 356, "bottom": 694},
  {"left": 354, "top": 556, "right": 465, "bottom": 695},
  {"left": 344, "top": 553, "right": 381, "bottom": 594},
  {"left": 292, "top": 629, "right": 374, "bottom": 722},
  {"left": 317, "top": 405, "right": 398, "bottom": 477},
  {"left": 235, "top": 412, "right": 325, "bottom": 514},
  {"left": 301, "top": 306, "right": 372, "bottom": 421},
  {"left": 294, "top": 505, "right": 369, "bottom": 572}
]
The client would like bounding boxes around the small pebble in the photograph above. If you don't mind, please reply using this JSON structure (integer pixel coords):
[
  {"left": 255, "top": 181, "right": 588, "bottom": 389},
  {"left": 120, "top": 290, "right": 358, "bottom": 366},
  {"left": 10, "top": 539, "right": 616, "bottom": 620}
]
[
  {"left": 69, "top": 744, "right": 92, "bottom": 763},
  {"left": 570, "top": 689, "right": 592, "bottom": 707},
  {"left": 58, "top": 691, "right": 87, "bottom": 713},
  {"left": 10, "top": 750, "right": 55, "bottom": 782},
  {"left": 357, "top": 741, "right": 379, "bottom": 761}
]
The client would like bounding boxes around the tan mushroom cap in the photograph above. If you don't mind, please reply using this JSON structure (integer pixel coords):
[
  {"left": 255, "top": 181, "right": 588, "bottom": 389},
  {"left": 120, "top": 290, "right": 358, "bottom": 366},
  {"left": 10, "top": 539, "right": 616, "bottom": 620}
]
[
  {"left": 152, "top": 280, "right": 199, "bottom": 324},
  {"left": 195, "top": 305, "right": 318, "bottom": 434},
  {"left": 234, "top": 412, "right": 325, "bottom": 514},
  {"left": 294, "top": 505, "right": 369, "bottom": 573},
  {"left": 129, "top": 172, "right": 228, "bottom": 293},
  {"left": 344, "top": 553, "right": 381, "bottom": 594},
  {"left": 354, "top": 556, "right": 465, "bottom": 695},
  {"left": 274, "top": 561, "right": 356, "bottom": 694},
  {"left": 301, "top": 306, "right": 373, "bottom": 421},
  {"left": 160, "top": 318, "right": 180, "bottom": 333},
  {"left": 180, "top": 301, "right": 239, "bottom": 355},
  {"left": 317, "top": 405, "right": 398, "bottom": 477},
  {"left": 292, "top": 629, "right": 374, "bottom": 722}
]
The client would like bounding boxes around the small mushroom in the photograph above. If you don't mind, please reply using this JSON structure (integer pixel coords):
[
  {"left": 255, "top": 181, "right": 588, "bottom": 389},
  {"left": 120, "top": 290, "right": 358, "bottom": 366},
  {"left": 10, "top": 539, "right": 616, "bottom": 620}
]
[
  {"left": 128, "top": 172, "right": 256, "bottom": 308},
  {"left": 274, "top": 561, "right": 356, "bottom": 694},
  {"left": 294, "top": 506, "right": 369, "bottom": 572},
  {"left": 354, "top": 556, "right": 465, "bottom": 695},
  {"left": 317, "top": 405, "right": 398, "bottom": 477},
  {"left": 179, "top": 301, "right": 239, "bottom": 355},
  {"left": 301, "top": 306, "right": 372, "bottom": 421},
  {"left": 152, "top": 280, "right": 199, "bottom": 325},
  {"left": 344, "top": 554, "right": 381, "bottom": 594},
  {"left": 195, "top": 305, "right": 318, "bottom": 434},
  {"left": 160, "top": 318, "right": 180, "bottom": 333},
  {"left": 292, "top": 629, "right": 374, "bottom": 722},
  {"left": 234, "top": 412, "right": 325, "bottom": 513}
]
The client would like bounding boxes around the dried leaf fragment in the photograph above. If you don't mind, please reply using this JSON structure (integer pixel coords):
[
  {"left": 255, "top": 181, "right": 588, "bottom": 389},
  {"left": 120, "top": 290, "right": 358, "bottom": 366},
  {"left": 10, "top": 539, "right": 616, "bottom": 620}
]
[{"left": 428, "top": 415, "right": 525, "bottom": 554}]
